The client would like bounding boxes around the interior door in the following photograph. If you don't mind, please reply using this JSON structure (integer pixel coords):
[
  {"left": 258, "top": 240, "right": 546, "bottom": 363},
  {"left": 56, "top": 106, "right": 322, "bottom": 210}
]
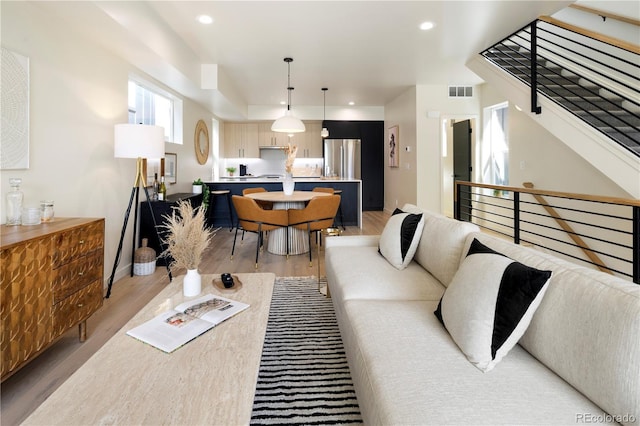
[{"left": 453, "top": 120, "right": 472, "bottom": 221}]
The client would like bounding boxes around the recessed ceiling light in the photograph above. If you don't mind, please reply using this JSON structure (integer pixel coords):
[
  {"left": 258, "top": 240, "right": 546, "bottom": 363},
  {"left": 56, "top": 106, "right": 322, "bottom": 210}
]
[
  {"left": 348, "top": 101, "right": 355, "bottom": 106},
  {"left": 419, "top": 21, "right": 434, "bottom": 31},
  {"left": 197, "top": 15, "right": 213, "bottom": 25}
]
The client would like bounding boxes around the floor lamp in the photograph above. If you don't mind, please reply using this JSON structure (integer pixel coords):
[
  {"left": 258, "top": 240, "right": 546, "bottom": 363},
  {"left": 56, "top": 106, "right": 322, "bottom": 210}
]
[{"left": 105, "top": 124, "right": 171, "bottom": 299}]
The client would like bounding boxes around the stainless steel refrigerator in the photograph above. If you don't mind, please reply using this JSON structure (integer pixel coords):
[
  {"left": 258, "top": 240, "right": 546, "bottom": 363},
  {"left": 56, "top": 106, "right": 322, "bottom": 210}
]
[{"left": 323, "top": 139, "right": 361, "bottom": 179}]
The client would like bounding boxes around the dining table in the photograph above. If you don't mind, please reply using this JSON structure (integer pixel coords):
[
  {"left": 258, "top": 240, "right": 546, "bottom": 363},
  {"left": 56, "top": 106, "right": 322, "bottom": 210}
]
[{"left": 244, "top": 190, "right": 333, "bottom": 255}]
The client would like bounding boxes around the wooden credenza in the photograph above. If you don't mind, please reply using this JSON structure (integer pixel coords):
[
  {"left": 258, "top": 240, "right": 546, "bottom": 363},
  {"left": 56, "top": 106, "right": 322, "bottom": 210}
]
[{"left": 0, "top": 218, "right": 104, "bottom": 381}]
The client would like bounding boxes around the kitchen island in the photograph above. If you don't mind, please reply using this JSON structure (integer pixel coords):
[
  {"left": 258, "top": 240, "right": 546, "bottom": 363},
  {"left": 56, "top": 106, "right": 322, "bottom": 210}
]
[{"left": 206, "top": 178, "right": 362, "bottom": 229}]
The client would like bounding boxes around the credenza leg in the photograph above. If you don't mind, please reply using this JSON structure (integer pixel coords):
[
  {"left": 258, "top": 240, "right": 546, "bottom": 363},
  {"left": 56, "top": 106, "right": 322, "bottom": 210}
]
[{"left": 79, "top": 321, "right": 87, "bottom": 342}]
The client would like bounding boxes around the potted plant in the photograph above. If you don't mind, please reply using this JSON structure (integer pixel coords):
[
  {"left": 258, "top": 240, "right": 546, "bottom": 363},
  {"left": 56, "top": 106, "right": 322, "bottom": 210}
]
[
  {"left": 192, "top": 178, "right": 204, "bottom": 194},
  {"left": 159, "top": 201, "right": 216, "bottom": 297},
  {"left": 192, "top": 178, "right": 210, "bottom": 212},
  {"left": 226, "top": 166, "right": 237, "bottom": 176}
]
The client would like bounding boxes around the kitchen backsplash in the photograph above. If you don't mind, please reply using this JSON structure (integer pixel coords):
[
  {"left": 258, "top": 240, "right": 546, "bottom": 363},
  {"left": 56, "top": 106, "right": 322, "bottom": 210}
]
[{"left": 220, "top": 150, "right": 323, "bottom": 178}]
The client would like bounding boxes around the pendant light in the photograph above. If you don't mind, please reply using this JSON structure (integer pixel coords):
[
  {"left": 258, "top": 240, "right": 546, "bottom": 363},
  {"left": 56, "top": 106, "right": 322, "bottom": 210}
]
[
  {"left": 272, "top": 58, "right": 306, "bottom": 134},
  {"left": 321, "top": 87, "right": 329, "bottom": 138}
]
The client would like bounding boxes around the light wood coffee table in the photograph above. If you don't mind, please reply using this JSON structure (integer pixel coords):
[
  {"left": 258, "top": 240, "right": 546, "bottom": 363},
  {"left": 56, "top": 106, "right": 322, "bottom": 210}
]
[{"left": 23, "top": 272, "right": 275, "bottom": 425}]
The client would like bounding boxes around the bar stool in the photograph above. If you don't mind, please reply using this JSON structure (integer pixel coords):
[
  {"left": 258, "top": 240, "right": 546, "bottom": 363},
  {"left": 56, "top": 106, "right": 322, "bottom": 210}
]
[
  {"left": 209, "top": 189, "right": 234, "bottom": 231},
  {"left": 333, "top": 189, "right": 345, "bottom": 230}
]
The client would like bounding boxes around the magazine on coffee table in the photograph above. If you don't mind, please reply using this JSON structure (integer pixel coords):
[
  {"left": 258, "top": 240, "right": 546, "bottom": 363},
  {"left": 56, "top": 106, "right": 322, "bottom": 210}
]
[{"left": 126, "top": 294, "right": 249, "bottom": 353}]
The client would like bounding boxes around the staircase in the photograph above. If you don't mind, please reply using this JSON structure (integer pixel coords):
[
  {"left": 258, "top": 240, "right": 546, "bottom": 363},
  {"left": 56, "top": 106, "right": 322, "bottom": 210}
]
[{"left": 480, "top": 18, "right": 640, "bottom": 158}]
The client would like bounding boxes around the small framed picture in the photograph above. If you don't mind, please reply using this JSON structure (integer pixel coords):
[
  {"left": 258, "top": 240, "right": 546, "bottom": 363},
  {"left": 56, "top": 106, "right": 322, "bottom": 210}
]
[
  {"left": 165, "top": 152, "right": 177, "bottom": 184},
  {"left": 388, "top": 125, "right": 399, "bottom": 168}
]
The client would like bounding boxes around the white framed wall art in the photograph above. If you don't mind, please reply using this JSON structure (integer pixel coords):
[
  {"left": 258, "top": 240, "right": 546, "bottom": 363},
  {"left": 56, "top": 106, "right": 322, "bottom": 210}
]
[{"left": 1, "top": 47, "right": 30, "bottom": 170}]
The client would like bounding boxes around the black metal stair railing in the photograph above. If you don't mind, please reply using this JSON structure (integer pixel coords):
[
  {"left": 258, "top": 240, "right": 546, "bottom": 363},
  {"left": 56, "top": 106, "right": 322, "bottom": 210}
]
[
  {"left": 454, "top": 181, "right": 640, "bottom": 284},
  {"left": 481, "top": 18, "right": 640, "bottom": 157}
]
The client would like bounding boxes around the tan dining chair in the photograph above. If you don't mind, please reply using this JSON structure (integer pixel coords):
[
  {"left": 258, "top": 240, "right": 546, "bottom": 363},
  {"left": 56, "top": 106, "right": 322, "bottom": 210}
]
[
  {"left": 242, "top": 187, "right": 273, "bottom": 209},
  {"left": 239, "top": 187, "right": 273, "bottom": 242},
  {"left": 312, "top": 187, "right": 334, "bottom": 194},
  {"left": 312, "top": 187, "right": 344, "bottom": 229},
  {"left": 231, "top": 195, "right": 289, "bottom": 268},
  {"left": 288, "top": 194, "right": 341, "bottom": 267}
]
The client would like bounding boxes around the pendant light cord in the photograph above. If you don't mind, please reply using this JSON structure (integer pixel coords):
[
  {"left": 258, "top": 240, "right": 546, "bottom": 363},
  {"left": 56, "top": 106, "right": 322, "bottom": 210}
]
[
  {"left": 322, "top": 88, "right": 327, "bottom": 120},
  {"left": 285, "top": 57, "right": 293, "bottom": 112}
]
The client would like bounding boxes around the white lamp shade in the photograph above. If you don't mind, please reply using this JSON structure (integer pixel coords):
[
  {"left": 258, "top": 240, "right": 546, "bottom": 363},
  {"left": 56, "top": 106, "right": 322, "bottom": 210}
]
[
  {"left": 114, "top": 124, "right": 165, "bottom": 159},
  {"left": 271, "top": 110, "right": 306, "bottom": 133}
]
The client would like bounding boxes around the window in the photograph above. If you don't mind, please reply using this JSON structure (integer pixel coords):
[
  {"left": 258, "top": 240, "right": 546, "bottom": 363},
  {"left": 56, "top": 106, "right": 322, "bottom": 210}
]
[
  {"left": 128, "top": 78, "right": 183, "bottom": 144},
  {"left": 481, "top": 102, "right": 509, "bottom": 187}
]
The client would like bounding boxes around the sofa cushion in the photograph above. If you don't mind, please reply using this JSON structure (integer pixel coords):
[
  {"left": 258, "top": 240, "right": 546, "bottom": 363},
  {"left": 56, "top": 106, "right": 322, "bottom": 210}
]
[
  {"left": 435, "top": 238, "right": 552, "bottom": 372},
  {"left": 325, "top": 245, "right": 445, "bottom": 305},
  {"left": 465, "top": 232, "right": 640, "bottom": 424},
  {"left": 378, "top": 208, "right": 425, "bottom": 270},
  {"left": 339, "top": 299, "right": 611, "bottom": 425},
  {"left": 401, "top": 204, "right": 479, "bottom": 286}
]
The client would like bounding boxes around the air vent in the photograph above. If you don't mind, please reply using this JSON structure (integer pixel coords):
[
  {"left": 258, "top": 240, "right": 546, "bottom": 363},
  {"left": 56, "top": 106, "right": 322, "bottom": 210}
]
[{"left": 448, "top": 86, "right": 473, "bottom": 98}]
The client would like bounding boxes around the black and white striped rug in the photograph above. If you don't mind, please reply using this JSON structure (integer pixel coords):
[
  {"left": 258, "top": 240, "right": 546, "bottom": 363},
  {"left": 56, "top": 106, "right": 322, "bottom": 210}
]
[{"left": 250, "top": 276, "right": 363, "bottom": 425}]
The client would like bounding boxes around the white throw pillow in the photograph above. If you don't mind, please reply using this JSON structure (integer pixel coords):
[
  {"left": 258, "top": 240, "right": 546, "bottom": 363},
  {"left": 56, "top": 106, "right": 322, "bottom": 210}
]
[
  {"left": 378, "top": 208, "right": 425, "bottom": 270},
  {"left": 435, "top": 238, "right": 552, "bottom": 372}
]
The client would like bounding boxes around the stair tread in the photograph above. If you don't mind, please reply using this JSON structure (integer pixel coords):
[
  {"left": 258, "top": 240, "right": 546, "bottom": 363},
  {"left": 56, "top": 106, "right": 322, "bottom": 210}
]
[{"left": 482, "top": 32, "right": 640, "bottom": 159}]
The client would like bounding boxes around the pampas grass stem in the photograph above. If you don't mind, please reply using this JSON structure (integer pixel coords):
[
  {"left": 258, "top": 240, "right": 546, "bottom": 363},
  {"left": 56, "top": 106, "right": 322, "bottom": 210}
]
[{"left": 159, "top": 200, "right": 216, "bottom": 271}]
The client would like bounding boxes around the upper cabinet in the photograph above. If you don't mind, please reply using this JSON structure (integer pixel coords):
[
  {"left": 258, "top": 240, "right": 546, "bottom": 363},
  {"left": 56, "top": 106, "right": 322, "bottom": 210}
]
[
  {"left": 224, "top": 121, "right": 322, "bottom": 158},
  {"left": 223, "top": 123, "right": 259, "bottom": 158},
  {"left": 258, "top": 123, "right": 289, "bottom": 147},
  {"left": 298, "top": 122, "right": 323, "bottom": 158}
]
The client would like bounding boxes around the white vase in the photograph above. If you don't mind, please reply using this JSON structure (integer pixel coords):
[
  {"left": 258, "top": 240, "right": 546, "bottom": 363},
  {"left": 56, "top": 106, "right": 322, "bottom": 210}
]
[
  {"left": 192, "top": 184, "right": 203, "bottom": 194},
  {"left": 282, "top": 173, "right": 295, "bottom": 195},
  {"left": 183, "top": 269, "right": 202, "bottom": 297}
]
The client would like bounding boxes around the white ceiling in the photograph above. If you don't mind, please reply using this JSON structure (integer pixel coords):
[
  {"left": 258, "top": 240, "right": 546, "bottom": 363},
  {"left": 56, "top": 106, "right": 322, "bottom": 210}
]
[{"left": 35, "top": 1, "right": 576, "bottom": 120}]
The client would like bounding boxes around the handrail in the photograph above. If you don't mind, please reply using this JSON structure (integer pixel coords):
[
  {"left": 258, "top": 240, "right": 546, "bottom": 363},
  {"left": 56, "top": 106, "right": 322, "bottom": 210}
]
[
  {"left": 539, "top": 16, "right": 640, "bottom": 54},
  {"left": 455, "top": 181, "right": 640, "bottom": 207},
  {"left": 481, "top": 17, "right": 640, "bottom": 157},
  {"left": 454, "top": 181, "right": 640, "bottom": 284},
  {"left": 522, "top": 182, "right": 610, "bottom": 273},
  {"left": 568, "top": 4, "right": 640, "bottom": 27}
]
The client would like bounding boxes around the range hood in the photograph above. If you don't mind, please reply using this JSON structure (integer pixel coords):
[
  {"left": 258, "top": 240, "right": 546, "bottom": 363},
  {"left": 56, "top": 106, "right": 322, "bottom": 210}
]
[{"left": 259, "top": 145, "right": 287, "bottom": 150}]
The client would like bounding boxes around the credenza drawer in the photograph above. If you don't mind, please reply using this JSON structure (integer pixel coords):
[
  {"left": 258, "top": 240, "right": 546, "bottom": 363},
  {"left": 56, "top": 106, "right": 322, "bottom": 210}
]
[
  {"left": 52, "top": 251, "right": 103, "bottom": 303},
  {"left": 52, "top": 280, "right": 103, "bottom": 339},
  {"left": 52, "top": 221, "right": 104, "bottom": 267}
]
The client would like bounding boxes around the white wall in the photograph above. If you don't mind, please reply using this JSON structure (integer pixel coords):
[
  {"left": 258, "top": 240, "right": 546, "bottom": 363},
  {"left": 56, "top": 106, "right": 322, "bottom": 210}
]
[
  {"left": 479, "top": 83, "right": 631, "bottom": 198},
  {"left": 383, "top": 85, "right": 480, "bottom": 214},
  {"left": 1, "top": 2, "right": 216, "bottom": 286},
  {"left": 384, "top": 88, "right": 417, "bottom": 213},
  {"left": 383, "top": 78, "right": 630, "bottom": 220}
]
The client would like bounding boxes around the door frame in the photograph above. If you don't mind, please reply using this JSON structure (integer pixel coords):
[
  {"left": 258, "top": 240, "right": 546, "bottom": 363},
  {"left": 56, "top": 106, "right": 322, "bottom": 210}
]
[{"left": 440, "top": 114, "right": 479, "bottom": 218}]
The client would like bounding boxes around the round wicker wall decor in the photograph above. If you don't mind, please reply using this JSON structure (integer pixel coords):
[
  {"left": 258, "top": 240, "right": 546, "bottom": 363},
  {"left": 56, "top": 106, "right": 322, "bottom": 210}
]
[{"left": 194, "top": 119, "right": 210, "bottom": 165}]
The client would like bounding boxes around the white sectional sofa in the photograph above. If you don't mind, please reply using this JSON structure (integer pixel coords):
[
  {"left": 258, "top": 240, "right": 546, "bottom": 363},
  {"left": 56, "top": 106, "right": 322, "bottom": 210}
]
[{"left": 325, "top": 204, "right": 640, "bottom": 425}]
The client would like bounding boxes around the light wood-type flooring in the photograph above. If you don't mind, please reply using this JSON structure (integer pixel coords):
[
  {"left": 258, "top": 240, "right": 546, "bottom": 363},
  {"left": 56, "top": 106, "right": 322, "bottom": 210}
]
[{"left": 1, "top": 210, "right": 389, "bottom": 425}]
